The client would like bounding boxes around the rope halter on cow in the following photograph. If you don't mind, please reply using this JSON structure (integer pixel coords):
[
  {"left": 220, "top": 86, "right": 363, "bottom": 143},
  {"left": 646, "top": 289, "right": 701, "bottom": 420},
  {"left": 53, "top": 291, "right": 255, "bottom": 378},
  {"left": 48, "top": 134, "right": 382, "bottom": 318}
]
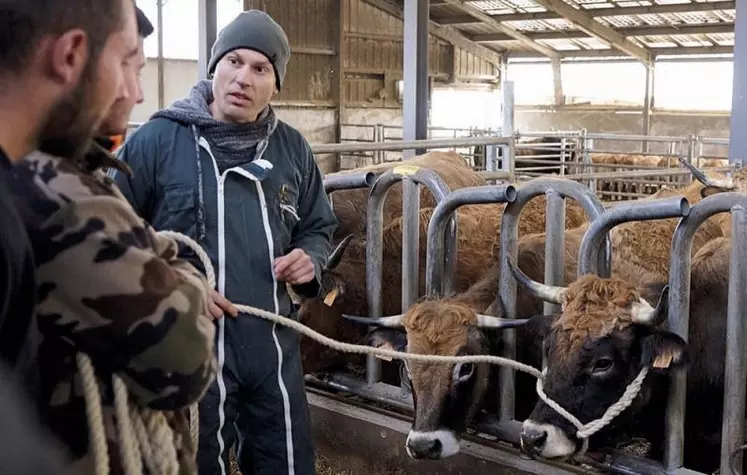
[{"left": 76, "top": 230, "right": 648, "bottom": 473}]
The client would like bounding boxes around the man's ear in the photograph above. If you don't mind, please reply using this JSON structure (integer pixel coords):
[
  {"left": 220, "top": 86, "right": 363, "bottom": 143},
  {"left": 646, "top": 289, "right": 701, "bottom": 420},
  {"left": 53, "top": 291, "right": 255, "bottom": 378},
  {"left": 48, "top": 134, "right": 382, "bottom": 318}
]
[
  {"left": 47, "top": 29, "right": 89, "bottom": 87},
  {"left": 640, "top": 331, "right": 689, "bottom": 373}
]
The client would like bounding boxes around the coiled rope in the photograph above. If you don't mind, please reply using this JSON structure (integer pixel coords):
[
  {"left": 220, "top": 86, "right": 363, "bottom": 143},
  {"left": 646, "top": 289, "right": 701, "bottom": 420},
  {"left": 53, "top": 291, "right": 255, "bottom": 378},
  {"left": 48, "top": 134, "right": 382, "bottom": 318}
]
[{"left": 76, "top": 230, "right": 648, "bottom": 473}]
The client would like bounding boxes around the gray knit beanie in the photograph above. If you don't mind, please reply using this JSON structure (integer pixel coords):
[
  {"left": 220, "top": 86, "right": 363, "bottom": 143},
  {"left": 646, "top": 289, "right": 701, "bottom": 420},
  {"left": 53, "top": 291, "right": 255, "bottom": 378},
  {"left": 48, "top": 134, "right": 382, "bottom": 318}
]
[{"left": 207, "top": 10, "right": 290, "bottom": 90}]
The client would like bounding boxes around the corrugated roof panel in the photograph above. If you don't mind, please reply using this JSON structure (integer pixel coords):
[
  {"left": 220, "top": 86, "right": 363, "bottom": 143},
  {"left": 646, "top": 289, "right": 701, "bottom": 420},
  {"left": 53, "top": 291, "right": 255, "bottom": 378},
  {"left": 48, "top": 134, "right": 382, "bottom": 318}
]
[
  {"left": 540, "top": 38, "right": 585, "bottom": 50},
  {"left": 574, "top": 36, "right": 611, "bottom": 48}
]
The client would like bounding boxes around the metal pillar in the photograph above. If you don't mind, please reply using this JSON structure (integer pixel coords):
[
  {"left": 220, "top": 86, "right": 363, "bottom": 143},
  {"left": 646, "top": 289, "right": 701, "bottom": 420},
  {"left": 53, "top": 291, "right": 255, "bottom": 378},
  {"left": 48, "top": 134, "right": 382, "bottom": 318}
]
[
  {"left": 156, "top": 0, "right": 165, "bottom": 109},
  {"left": 197, "top": 0, "right": 218, "bottom": 80},
  {"left": 642, "top": 63, "right": 654, "bottom": 153},
  {"left": 403, "top": 0, "right": 429, "bottom": 157},
  {"left": 401, "top": 0, "right": 429, "bottom": 313},
  {"left": 729, "top": 0, "right": 747, "bottom": 166}
]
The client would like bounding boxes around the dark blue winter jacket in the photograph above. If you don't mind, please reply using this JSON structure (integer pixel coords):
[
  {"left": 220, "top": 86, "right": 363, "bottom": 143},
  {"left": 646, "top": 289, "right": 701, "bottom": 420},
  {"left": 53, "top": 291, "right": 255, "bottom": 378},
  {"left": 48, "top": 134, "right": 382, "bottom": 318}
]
[{"left": 111, "top": 116, "right": 337, "bottom": 319}]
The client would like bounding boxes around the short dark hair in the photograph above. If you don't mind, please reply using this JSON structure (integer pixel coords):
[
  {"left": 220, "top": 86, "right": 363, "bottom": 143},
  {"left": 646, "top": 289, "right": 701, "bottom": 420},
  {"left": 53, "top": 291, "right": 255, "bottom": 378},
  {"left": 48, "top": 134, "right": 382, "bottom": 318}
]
[
  {"left": 136, "top": 6, "right": 154, "bottom": 39},
  {"left": 0, "top": 0, "right": 126, "bottom": 75}
]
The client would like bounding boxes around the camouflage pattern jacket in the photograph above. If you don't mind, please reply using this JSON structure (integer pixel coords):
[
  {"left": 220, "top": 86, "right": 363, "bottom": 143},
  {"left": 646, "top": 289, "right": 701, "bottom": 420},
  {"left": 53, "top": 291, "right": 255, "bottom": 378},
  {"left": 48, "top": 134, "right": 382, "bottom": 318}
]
[{"left": 8, "top": 141, "right": 217, "bottom": 474}]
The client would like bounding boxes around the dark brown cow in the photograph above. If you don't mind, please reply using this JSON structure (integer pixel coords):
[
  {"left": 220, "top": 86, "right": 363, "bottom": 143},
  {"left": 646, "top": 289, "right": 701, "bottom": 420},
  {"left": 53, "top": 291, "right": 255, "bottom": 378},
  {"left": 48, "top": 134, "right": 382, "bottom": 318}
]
[{"left": 513, "top": 235, "right": 738, "bottom": 473}]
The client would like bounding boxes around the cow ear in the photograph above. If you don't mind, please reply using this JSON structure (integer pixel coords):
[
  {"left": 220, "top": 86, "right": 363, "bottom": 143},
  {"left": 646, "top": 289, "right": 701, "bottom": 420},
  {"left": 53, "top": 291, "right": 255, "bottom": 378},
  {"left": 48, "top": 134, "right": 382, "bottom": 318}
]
[
  {"left": 640, "top": 330, "right": 689, "bottom": 373},
  {"left": 365, "top": 328, "right": 407, "bottom": 362},
  {"left": 525, "top": 314, "right": 556, "bottom": 339},
  {"left": 320, "top": 273, "right": 345, "bottom": 306},
  {"left": 701, "top": 185, "right": 727, "bottom": 198}
]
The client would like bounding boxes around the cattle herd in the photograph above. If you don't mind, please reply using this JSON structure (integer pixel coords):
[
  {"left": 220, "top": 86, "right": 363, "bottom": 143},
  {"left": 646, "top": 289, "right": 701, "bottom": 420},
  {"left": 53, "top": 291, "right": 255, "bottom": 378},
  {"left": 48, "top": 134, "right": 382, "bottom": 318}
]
[{"left": 289, "top": 150, "right": 746, "bottom": 474}]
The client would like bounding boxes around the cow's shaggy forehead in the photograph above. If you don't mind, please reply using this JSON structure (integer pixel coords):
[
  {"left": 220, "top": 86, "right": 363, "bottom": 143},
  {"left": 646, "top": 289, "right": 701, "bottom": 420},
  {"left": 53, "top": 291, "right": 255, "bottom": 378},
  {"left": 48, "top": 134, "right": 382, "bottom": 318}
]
[
  {"left": 552, "top": 275, "right": 641, "bottom": 358},
  {"left": 404, "top": 300, "right": 477, "bottom": 355}
]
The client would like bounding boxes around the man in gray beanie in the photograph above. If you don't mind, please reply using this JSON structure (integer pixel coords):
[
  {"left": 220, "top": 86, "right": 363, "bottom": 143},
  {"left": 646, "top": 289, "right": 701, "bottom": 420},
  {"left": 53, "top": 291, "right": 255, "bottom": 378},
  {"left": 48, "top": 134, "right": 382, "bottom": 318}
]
[{"left": 111, "top": 9, "right": 338, "bottom": 475}]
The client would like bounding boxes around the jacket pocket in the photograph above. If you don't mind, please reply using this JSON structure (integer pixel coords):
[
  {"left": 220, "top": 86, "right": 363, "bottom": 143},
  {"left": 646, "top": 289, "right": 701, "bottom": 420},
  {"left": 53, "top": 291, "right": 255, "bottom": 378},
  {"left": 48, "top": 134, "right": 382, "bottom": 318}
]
[{"left": 162, "top": 185, "right": 197, "bottom": 234}]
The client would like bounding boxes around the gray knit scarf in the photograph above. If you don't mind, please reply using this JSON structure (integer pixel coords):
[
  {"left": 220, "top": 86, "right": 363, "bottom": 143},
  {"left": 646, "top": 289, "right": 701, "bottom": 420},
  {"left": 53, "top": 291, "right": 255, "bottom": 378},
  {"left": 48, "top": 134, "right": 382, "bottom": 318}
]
[{"left": 151, "top": 79, "right": 278, "bottom": 173}]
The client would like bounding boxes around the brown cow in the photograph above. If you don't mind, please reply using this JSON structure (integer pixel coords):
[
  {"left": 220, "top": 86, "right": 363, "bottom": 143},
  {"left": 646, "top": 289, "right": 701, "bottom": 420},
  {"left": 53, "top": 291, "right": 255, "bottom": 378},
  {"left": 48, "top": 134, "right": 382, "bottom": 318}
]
[
  {"left": 513, "top": 235, "right": 740, "bottom": 473},
  {"left": 299, "top": 194, "right": 587, "bottom": 375},
  {"left": 300, "top": 152, "right": 590, "bottom": 375},
  {"left": 326, "top": 151, "right": 486, "bottom": 240}
]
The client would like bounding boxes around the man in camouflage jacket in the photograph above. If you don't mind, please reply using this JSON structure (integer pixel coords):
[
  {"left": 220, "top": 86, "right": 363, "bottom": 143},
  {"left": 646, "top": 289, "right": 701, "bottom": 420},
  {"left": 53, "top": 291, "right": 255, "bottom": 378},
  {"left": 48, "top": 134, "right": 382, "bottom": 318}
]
[{"left": 7, "top": 2, "right": 217, "bottom": 473}]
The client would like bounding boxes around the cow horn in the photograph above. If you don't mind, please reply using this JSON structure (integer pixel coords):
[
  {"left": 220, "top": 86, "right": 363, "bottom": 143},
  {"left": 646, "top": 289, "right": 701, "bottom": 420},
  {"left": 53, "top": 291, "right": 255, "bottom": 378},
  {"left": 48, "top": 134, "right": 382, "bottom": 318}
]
[
  {"left": 506, "top": 254, "right": 567, "bottom": 305},
  {"left": 677, "top": 156, "right": 734, "bottom": 189},
  {"left": 326, "top": 234, "right": 354, "bottom": 270},
  {"left": 631, "top": 285, "right": 669, "bottom": 326},
  {"left": 342, "top": 313, "right": 405, "bottom": 328},
  {"left": 475, "top": 314, "right": 529, "bottom": 329}
]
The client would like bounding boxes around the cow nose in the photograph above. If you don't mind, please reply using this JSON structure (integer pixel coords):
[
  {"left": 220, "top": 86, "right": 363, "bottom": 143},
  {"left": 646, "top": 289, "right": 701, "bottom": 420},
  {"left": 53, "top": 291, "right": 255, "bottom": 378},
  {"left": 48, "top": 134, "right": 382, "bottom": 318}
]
[
  {"left": 407, "top": 437, "right": 442, "bottom": 459},
  {"left": 520, "top": 428, "right": 548, "bottom": 454}
]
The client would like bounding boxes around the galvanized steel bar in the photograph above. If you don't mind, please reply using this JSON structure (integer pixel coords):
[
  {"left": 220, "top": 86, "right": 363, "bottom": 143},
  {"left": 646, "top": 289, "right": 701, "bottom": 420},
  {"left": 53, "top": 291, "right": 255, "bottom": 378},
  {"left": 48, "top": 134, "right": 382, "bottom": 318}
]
[
  {"left": 365, "top": 166, "right": 451, "bottom": 385},
  {"left": 577, "top": 196, "right": 690, "bottom": 277},
  {"left": 729, "top": 0, "right": 747, "bottom": 166},
  {"left": 585, "top": 132, "right": 688, "bottom": 142},
  {"left": 721, "top": 206, "right": 747, "bottom": 473},
  {"left": 498, "top": 178, "right": 607, "bottom": 421},
  {"left": 665, "top": 192, "right": 747, "bottom": 471},
  {"left": 543, "top": 190, "right": 566, "bottom": 316},
  {"left": 311, "top": 136, "right": 514, "bottom": 154},
  {"left": 424, "top": 185, "right": 518, "bottom": 297},
  {"left": 197, "top": 0, "right": 217, "bottom": 80},
  {"left": 323, "top": 172, "right": 376, "bottom": 193}
]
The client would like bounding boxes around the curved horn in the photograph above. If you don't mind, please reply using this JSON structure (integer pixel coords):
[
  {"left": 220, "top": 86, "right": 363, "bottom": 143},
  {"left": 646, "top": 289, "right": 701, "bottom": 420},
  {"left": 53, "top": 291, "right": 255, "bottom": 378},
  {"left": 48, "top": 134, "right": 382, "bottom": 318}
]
[
  {"left": 506, "top": 253, "right": 567, "bottom": 305},
  {"left": 326, "top": 234, "right": 354, "bottom": 270},
  {"left": 631, "top": 285, "right": 669, "bottom": 326},
  {"left": 476, "top": 314, "right": 530, "bottom": 329},
  {"left": 677, "top": 156, "right": 734, "bottom": 189},
  {"left": 342, "top": 313, "right": 405, "bottom": 328}
]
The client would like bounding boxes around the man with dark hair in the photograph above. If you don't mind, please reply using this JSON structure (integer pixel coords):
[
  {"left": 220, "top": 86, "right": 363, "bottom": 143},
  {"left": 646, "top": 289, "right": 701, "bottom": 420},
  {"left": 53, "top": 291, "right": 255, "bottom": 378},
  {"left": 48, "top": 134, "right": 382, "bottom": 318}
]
[
  {"left": 0, "top": 0, "right": 145, "bottom": 472},
  {"left": 5, "top": 0, "right": 218, "bottom": 473},
  {"left": 0, "top": 0, "right": 131, "bottom": 367},
  {"left": 114, "top": 10, "right": 337, "bottom": 475},
  {"left": 97, "top": 5, "right": 155, "bottom": 149}
]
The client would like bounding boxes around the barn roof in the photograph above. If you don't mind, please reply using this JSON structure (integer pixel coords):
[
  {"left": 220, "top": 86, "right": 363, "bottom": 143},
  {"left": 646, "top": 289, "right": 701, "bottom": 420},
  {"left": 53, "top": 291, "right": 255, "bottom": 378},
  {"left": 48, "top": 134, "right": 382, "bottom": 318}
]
[{"left": 377, "top": 0, "right": 735, "bottom": 63}]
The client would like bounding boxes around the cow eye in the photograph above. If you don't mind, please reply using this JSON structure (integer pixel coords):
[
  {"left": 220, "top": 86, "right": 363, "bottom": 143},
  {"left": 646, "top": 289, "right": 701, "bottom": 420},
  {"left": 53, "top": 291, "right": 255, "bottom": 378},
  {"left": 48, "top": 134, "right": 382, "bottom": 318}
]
[
  {"left": 453, "top": 363, "right": 474, "bottom": 383},
  {"left": 592, "top": 358, "right": 614, "bottom": 374}
]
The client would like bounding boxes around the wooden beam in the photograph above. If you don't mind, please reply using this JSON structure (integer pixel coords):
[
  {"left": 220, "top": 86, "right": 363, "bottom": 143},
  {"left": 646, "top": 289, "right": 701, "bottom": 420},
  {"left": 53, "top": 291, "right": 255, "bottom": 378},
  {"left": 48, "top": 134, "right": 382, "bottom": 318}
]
[
  {"left": 436, "top": 0, "right": 736, "bottom": 25},
  {"left": 472, "top": 23, "right": 735, "bottom": 42},
  {"left": 440, "top": 0, "right": 561, "bottom": 60},
  {"left": 508, "top": 45, "right": 733, "bottom": 59},
  {"left": 360, "top": 0, "right": 503, "bottom": 66},
  {"left": 530, "top": 0, "right": 652, "bottom": 65}
]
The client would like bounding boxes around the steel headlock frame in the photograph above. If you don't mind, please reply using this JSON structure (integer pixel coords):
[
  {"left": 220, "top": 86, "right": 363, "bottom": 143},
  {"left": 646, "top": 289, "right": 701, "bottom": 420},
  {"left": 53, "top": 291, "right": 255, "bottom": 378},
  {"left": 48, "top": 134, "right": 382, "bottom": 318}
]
[
  {"left": 314, "top": 167, "right": 747, "bottom": 475},
  {"left": 663, "top": 192, "right": 747, "bottom": 475}
]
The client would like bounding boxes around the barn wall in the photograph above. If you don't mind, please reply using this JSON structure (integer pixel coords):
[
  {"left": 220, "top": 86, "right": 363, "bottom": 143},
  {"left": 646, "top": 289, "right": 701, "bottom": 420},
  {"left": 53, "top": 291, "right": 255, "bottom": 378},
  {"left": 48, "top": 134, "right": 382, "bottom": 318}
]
[{"left": 515, "top": 108, "right": 731, "bottom": 157}]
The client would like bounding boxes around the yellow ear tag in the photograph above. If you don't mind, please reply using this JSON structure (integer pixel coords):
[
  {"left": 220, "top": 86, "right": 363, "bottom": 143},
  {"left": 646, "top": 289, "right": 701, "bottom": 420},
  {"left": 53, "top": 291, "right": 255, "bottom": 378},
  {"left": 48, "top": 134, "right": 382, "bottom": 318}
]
[
  {"left": 652, "top": 351, "right": 674, "bottom": 369},
  {"left": 323, "top": 288, "right": 339, "bottom": 306},
  {"left": 392, "top": 164, "right": 419, "bottom": 176},
  {"left": 375, "top": 341, "right": 394, "bottom": 362}
]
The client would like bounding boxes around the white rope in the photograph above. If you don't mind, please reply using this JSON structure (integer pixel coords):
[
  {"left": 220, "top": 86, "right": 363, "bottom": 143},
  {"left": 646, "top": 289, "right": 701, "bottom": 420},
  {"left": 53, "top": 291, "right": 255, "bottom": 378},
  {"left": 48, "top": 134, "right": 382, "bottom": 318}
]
[{"left": 75, "top": 229, "right": 647, "bottom": 473}]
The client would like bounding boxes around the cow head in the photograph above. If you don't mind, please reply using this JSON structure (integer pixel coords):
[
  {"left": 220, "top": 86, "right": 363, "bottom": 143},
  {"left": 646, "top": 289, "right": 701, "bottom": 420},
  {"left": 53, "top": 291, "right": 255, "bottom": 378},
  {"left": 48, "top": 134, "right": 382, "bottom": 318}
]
[
  {"left": 677, "top": 156, "right": 740, "bottom": 197},
  {"left": 295, "top": 234, "right": 364, "bottom": 374},
  {"left": 507, "top": 256, "right": 689, "bottom": 460},
  {"left": 344, "top": 301, "right": 527, "bottom": 460}
]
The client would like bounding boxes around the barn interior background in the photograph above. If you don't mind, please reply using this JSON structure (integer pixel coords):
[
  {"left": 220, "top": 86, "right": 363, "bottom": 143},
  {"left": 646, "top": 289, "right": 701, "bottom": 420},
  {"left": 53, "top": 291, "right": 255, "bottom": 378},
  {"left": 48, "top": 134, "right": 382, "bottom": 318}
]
[{"left": 131, "top": 0, "right": 737, "bottom": 174}]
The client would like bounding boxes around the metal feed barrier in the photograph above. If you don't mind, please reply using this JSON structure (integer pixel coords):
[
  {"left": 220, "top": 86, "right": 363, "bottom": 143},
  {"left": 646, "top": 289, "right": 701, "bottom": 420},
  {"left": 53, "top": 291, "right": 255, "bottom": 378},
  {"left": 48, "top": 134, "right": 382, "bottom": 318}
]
[
  {"left": 308, "top": 134, "right": 747, "bottom": 475},
  {"left": 332, "top": 125, "right": 734, "bottom": 202}
]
